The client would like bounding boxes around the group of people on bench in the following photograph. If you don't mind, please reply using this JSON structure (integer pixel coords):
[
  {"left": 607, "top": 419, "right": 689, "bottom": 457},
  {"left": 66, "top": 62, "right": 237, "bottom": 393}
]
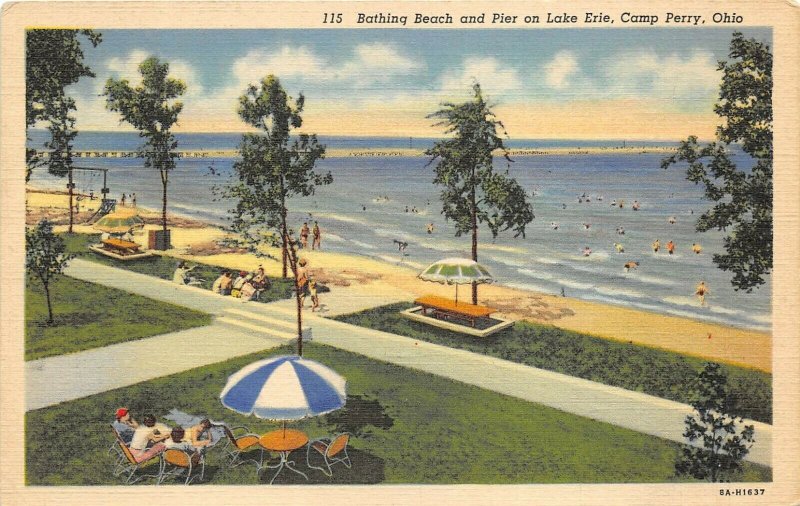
[
  {"left": 211, "top": 265, "right": 271, "bottom": 301},
  {"left": 113, "top": 408, "right": 212, "bottom": 463}
]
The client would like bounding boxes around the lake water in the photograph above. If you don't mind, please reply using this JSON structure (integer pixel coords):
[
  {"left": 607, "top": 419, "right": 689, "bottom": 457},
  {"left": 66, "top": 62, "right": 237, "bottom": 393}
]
[{"left": 28, "top": 132, "right": 771, "bottom": 331}]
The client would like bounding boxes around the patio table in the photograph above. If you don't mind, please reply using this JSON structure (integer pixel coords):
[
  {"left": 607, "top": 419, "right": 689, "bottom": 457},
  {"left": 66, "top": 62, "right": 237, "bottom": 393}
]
[{"left": 258, "top": 429, "right": 309, "bottom": 484}]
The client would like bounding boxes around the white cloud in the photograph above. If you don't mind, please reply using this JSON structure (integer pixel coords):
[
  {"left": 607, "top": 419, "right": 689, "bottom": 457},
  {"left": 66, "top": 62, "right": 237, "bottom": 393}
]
[
  {"left": 603, "top": 50, "right": 719, "bottom": 101},
  {"left": 544, "top": 51, "right": 579, "bottom": 89},
  {"left": 232, "top": 46, "right": 328, "bottom": 86},
  {"left": 438, "top": 57, "right": 522, "bottom": 99},
  {"left": 339, "top": 43, "right": 423, "bottom": 84}
]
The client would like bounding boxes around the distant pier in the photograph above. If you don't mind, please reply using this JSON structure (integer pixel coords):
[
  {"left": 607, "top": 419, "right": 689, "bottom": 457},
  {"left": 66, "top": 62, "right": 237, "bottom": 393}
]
[{"left": 37, "top": 145, "right": 679, "bottom": 160}]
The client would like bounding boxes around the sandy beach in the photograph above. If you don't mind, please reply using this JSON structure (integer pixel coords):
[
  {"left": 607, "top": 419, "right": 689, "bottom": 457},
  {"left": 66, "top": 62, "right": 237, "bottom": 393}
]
[{"left": 27, "top": 188, "right": 772, "bottom": 373}]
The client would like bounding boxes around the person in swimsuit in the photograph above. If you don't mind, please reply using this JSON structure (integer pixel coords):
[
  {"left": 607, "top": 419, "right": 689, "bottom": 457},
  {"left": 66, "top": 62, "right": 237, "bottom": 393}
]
[{"left": 695, "top": 281, "right": 709, "bottom": 306}]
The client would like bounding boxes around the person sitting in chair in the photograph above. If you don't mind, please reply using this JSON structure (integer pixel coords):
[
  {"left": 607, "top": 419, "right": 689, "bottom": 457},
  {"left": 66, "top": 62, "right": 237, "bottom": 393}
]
[
  {"left": 173, "top": 261, "right": 196, "bottom": 285},
  {"left": 112, "top": 407, "right": 139, "bottom": 444},
  {"left": 129, "top": 414, "right": 170, "bottom": 460}
]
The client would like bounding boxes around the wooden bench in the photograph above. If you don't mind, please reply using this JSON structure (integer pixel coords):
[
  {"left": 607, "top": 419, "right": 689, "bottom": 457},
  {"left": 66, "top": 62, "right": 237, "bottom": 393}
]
[
  {"left": 414, "top": 295, "right": 495, "bottom": 327},
  {"left": 102, "top": 238, "right": 141, "bottom": 256}
]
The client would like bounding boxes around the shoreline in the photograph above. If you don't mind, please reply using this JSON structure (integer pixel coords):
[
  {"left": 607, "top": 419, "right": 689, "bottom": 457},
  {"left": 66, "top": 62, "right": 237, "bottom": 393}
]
[
  {"left": 25, "top": 187, "right": 772, "bottom": 372},
  {"left": 36, "top": 145, "right": 680, "bottom": 160}
]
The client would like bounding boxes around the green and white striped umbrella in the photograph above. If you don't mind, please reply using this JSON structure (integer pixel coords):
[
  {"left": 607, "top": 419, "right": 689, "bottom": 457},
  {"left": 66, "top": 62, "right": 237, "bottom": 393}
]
[
  {"left": 94, "top": 209, "right": 144, "bottom": 233},
  {"left": 418, "top": 257, "right": 494, "bottom": 303}
]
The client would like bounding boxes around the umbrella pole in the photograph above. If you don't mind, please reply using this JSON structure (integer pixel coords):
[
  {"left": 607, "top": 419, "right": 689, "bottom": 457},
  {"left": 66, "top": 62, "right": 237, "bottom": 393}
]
[
  {"left": 455, "top": 284, "right": 458, "bottom": 305},
  {"left": 283, "top": 420, "right": 286, "bottom": 437}
]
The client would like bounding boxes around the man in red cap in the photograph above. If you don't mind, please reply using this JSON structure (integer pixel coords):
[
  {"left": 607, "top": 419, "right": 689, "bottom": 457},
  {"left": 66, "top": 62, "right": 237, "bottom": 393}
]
[{"left": 112, "top": 407, "right": 139, "bottom": 444}]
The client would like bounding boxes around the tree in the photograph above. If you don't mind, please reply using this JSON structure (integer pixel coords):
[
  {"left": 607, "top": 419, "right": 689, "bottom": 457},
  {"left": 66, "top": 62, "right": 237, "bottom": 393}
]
[
  {"left": 26, "top": 220, "right": 73, "bottom": 325},
  {"left": 104, "top": 57, "right": 186, "bottom": 233},
  {"left": 662, "top": 32, "right": 772, "bottom": 291},
  {"left": 676, "top": 362, "right": 755, "bottom": 482},
  {"left": 26, "top": 29, "right": 102, "bottom": 233},
  {"left": 220, "top": 75, "right": 330, "bottom": 356},
  {"left": 426, "top": 83, "right": 534, "bottom": 304}
]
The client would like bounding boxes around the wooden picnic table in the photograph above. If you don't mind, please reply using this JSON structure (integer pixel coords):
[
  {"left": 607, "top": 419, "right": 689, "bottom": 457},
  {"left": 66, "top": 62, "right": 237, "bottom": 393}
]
[
  {"left": 414, "top": 294, "right": 495, "bottom": 327},
  {"left": 102, "top": 238, "right": 141, "bottom": 255}
]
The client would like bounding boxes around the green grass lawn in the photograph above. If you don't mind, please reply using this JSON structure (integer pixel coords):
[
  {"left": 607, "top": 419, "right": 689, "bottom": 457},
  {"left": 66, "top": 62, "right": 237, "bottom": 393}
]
[
  {"left": 62, "top": 232, "right": 295, "bottom": 302},
  {"left": 25, "top": 343, "right": 771, "bottom": 485},
  {"left": 26, "top": 276, "right": 212, "bottom": 361},
  {"left": 335, "top": 303, "right": 772, "bottom": 424}
]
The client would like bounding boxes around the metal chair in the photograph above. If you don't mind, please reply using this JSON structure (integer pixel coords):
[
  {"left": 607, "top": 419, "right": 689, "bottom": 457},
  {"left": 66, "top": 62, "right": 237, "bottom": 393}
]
[
  {"left": 218, "top": 424, "right": 262, "bottom": 469},
  {"left": 306, "top": 433, "right": 352, "bottom": 477},
  {"left": 109, "top": 424, "right": 130, "bottom": 476},
  {"left": 158, "top": 448, "right": 205, "bottom": 485},
  {"left": 112, "top": 429, "right": 164, "bottom": 484}
]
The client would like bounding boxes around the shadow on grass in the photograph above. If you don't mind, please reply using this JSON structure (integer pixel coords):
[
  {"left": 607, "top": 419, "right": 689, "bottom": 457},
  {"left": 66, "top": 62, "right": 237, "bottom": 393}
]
[
  {"left": 323, "top": 395, "right": 394, "bottom": 437},
  {"left": 259, "top": 447, "right": 385, "bottom": 485}
]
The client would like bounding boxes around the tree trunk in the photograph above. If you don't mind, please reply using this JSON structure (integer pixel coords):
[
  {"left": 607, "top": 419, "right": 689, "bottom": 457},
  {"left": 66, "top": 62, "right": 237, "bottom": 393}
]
[
  {"left": 471, "top": 178, "right": 478, "bottom": 305},
  {"left": 283, "top": 222, "right": 303, "bottom": 356},
  {"left": 44, "top": 282, "right": 54, "bottom": 324},
  {"left": 67, "top": 168, "right": 74, "bottom": 234},
  {"left": 280, "top": 178, "right": 288, "bottom": 278},
  {"left": 161, "top": 170, "right": 169, "bottom": 233},
  {"left": 295, "top": 273, "right": 304, "bottom": 357}
]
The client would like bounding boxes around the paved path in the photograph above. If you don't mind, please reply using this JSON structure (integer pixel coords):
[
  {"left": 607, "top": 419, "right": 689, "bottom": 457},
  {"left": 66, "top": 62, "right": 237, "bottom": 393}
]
[
  {"left": 33, "top": 259, "right": 771, "bottom": 467},
  {"left": 26, "top": 322, "right": 286, "bottom": 411}
]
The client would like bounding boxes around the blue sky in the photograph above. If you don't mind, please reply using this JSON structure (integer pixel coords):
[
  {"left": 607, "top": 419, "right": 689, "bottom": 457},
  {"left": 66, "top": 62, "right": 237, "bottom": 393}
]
[{"left": 66, "top": 28, "right": 772, "bottom": 138}]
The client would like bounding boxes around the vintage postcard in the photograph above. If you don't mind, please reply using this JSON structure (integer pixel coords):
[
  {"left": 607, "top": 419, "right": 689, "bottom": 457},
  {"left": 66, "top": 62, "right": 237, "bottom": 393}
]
[{"left": 1, "top": 1, "right": 798, "bottom": 504}]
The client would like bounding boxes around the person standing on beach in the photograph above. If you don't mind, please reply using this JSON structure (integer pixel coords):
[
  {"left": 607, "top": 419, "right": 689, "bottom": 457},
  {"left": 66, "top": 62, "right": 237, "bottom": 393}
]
[
  {"left": 695, "top": 281, "right": 709, "bottom": 306},
  {"left": 299, "top": 222, "right": 310, "bottom": 249},
  {"left": 132, "top": 193, "right": 137, "bottom": 207},
  {"left": 120, "top": 193, "right": 126, "bottom": 207},
  {"left": 296, "top": 258, "right": 309, "bottom": 307},
  {"left": 312, "top": 221, "right": 321, "bottom": 250},
  {"left": 652, "top": 239, "right": 661, "bottom": 253}
]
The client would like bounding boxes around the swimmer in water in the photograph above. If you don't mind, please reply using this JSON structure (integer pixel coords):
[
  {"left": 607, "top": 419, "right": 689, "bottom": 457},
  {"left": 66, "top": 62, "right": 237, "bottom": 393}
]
[
  {"left": 692, "top": 242, "right": 702, "bottom": 255},
  {"left": 550, "top": 222, "right": 559, "bottom": 230},
  {"left": 614, "top": 243, "right": 625, "bottom": 254},
  {"left": 668, "top": 216, "right": 677, "bottom": 225},
  {"left": 652, "top": 239, "right": 661, "bottom": 253},
  {"left": 666, "top": 240, "right": 675, "bottom": 255},
  {"left": 695, "top": 281, "right": 708, "bottom": 306},
  {"left": 426, "top": 223, "right": 434, "bottom": 234},
  {"left": 624, "top": 261, "right": 639, "bottom": 273},
  {"left": 582, "top": 246, "right": 592, "bottom": 257},
  {"left": 582, "top": 223, "right": 591, "bottom": 230}
]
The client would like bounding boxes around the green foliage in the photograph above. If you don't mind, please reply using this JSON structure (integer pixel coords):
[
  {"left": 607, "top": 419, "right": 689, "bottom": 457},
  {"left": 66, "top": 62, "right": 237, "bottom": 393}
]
[
  {"left": 25, "top": 344, "right": 771, "bottom": 485},
  {"left": 26, "top": 220, "right": 73, "bottom": 323},
  {"left": 220, "top": 75, "right": 330, "bottom": 273},
  {"left": 427, "top": 82, "right": 534, "bottom": 240},
  {"left": 25, "top": 277, "right": 211, "bottom": 361},
  {"left": 427, "top": 83, "right": 533, "bottom": 304},
  {"left": 676, "top": 363, "right": 756, "bottom": 482},
  {"left": 104, "top": 57, "right": 186, "bottom": 231},
  {"left": 335, "top": 302, "right": 772, "bottom": 424},
  {"left": 25, "top": 29, "right": 101, "bottom": 181},
  {"left": 662, "top": 32, "right": 772, "bottom": 291}
]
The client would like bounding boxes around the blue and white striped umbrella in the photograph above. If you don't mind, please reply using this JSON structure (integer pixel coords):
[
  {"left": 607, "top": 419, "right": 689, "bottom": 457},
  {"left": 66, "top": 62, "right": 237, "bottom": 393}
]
[{"left": 220, "top": 355, "right": 347, "bottom": 420}]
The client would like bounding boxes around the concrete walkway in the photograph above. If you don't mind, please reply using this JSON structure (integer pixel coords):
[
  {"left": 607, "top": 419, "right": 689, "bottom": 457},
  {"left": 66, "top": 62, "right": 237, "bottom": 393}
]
[
  {"left": 26, "top": 322, "right": 287, "bottom": 411},
  {"left": 33, "top": 259, "right": 771, "bottom": 467}
]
